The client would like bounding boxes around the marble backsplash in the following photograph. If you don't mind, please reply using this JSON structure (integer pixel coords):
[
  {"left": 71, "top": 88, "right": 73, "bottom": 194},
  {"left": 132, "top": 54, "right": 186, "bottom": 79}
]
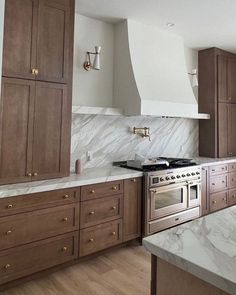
[{"left": 70, "top": 114, "right": 199, "bottom": 171}]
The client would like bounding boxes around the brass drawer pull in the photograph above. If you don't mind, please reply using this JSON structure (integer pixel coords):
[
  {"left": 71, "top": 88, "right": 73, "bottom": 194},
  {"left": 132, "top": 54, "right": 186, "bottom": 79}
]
[
  {"left": 90, "top": 190, "right": 95, "bottom": 194},
  {"left": 222, "top": 181, "right": 225, "bottom": 183},
  {"left": 222, "top": 198, "right": 226, "bottom": 201},
  {"left": 4, "top": 264, "right": 11, "bottom": 270},
  {"left": 131, "top": 179, "right": 137, "bottom": 183},
  {"left": 111, "top": 231, "right": 116, "bottom": 236},
  {"left": 62, "top": 217, "right": 68, "bottom": 222},
  {"left": 34, "top": 69, "right": 39, "bottom": 76},
  {"left": 212, "top": 200, "right": 217, "bottom": 204},
  {"left": 63, "top": 194, "right": 69, "bottom": 199},
  {"left": 89, "top": 211, "right": 95, "bottom": 215},
  {"left": 212, "top": 183, "right": 215, "bottom": 186},
  {"left": 27, "top": 173, "right": 32, "bottom": 177},
  {"left": 232, "top": 195, "right": 236, "bottom": 199},
  {"left": 33, "top": 172, "right": 38, "bottom": 176},
  {"left": 112, "top": 186, "right": 117, "bottom": 191},
  {"left": 211, "top": 169, "right": 215, "bottom": 172},
  {"left": 89, "top": 238, "right": 94, "bottom": 243},
  {"left": 62, "top": 246, "right": 68, "bottom": 252},
  {"left": 7, "top": 204, "right": 13, "bottom": 209},
  {"left": 111, "top": 206, "right": 117, "bottom": 210},
  {"left": 6, "top": 230, "right": 12, "bottom": 235}
]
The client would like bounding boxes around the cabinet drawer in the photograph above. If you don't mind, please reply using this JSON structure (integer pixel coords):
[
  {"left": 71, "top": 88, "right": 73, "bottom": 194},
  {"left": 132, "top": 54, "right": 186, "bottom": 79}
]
[
  {"left": 229, "top": 172, "right": 236, "bottom": 188},
  {"left": 0, "top": 232, "right": 78, "bottom": 285},
  {"left": 228, "top": 189, "right": 236, "bottom": 206},
  {"left": 209, "top": 174, "right": 228, "bottom": 193},
  {"left": 148, "top": 207, "right": 200, "bottom": 235},
  {"left": 79, "top": 219, "right": 123, "bottom": 257},
  {"left": 210, "top": 191, "right": 228, "bottom": 213},
  {"left": 0, "top": 188, "right": 80, "bottom": 217},
  {"left": 0, "top": 204, "right": 78, "bottom": 250},
  {"left": 80, "top": 195, "right": 123, "bottom": 229},
  {"left": 81, "top": 181, "right": 123, "bottom": 201},
  {"left": 229, "top": 162, "right": 236, "bottom": 172},
  {"left": 209, "top": 164, "right": 228, "bottom": 175}
]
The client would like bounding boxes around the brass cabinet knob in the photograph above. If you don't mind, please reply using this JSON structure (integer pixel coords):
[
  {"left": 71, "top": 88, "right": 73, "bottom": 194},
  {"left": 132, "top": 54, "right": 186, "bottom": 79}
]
[
  {"left": 4, "top": 264, "right": 11, "bottom": 270},
  {"left": 62, "top": 217, "right": 68, "bottom": 222},
  {"left": 6, "top": 230, "right": 12, "bottom": 235},
  {"left": 7, "top": 204, "right": 13, "bottom": 209},
  {"left": 27, "top": 173, "right": 32, "bottom": 177},
  {"left": 31, "top": 68, "right": 36, "bottom": 75},
  {"left": 34, "top": 69, "right": 39, "bottom": 76},
  {"left": 112, "top": 186, "right": 117, "bottom": 191},
  {"left": 62, "top": 246, "right": 68, "bottom": 252},
  {"left": 33, "top": 173, "right": 38, "bottom": 176},
  {"left": 63, "top": 195, "right": 69, "bottom": 199},
  {"left": 89, "top": 211, "right": 95, "bottom": 215},
  {"left": 90, "top": 190, "right": 95, "bottom": 194},
  {"left": 232, "top": 195, "right": 236, "bottom": 199},
  {"left": 89, "top": 238, "right": 94, "bottom": 243},
  {"left": 111, "top": 231, "right": 116, "bottom": 236},
  {"left": 212, "top": 200, "right": 217, "bottom": 204},
  {"left": 111, "top": 206, "right": 116, "bottom": 210},
  {"left": 131, "top": 179, "right": 137, "bottom": 183}
]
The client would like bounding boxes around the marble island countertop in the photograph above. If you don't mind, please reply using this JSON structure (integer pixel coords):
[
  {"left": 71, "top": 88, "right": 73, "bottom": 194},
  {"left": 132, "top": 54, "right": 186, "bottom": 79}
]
[
  {"left": 143, "top": 206, "right": 236, "bottom": 295},
  {"left": 194, "top": 156, "right": 236, "bottom": 167},
  {"left": 0, "top": 166, "right": 143, "bottom": 199}
]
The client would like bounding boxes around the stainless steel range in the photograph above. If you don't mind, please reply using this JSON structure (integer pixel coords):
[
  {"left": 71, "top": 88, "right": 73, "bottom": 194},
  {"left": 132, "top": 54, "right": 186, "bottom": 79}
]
[{"left": 118, "top": 157, "right": 201, "bottom": 236}]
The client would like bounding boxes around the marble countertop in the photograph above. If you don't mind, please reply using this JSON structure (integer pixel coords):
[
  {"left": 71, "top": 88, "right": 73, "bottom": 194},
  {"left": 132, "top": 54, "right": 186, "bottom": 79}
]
[
  {"left": 194, "top": 156, "right": 236, "bottom": 167},
  {"left": 143, "top": 206, "right": 236, "bottom": 295},
  {"left": 0, "top": 166, "right": 143, "bottom": 199}
]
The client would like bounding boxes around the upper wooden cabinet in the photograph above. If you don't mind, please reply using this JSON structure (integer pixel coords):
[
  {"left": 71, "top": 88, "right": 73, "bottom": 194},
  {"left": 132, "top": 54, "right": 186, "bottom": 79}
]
[
  {"left": 0, "top": 79, "right": 70, "bottom": 184},
  {"left": 2, "top": 0, "right": 72, "bottom": 83},
  {"left": 199, "top": 48, "right": 236, "bottom": 158}
]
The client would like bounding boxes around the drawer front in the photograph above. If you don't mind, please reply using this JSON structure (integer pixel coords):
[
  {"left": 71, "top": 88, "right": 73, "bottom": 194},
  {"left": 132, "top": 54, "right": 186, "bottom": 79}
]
[
  {"left": 79, "top": 219, "right": 123, "bottom": 257},
  {"left": 0, "top": 188, "right": 80, "bottom": 217},
  {"left": 209, "top": 164, "right": 228, "bottom": 175},
  {"left": 81, "top": 181, "right": 123, "bottom": 201},
  {"left": 228, "top": 189, "right": 236, "bottom": 206},
  {"left": 0, "top": 204, "right": 78, "bottom": 250},
  {"left": 209, "top": 174, "right": 228, "bottom": 193},
  {"left": 229, "top": 162, "right": 236, "bottom": 173},
  {"left": 0, "top": 232, "right": 78, "bottom": 285},
  {"left": 80, "top": 195, "right": 123, "bottom": 229},
  {"left": 229, "top": 172, "right": 236, "bottom": 189},
  {"left": 210, "top": 191, "right": 228, "bottom": 213},
  {"left": 148, "top": 207, "right": 200, "bottom": 235}
]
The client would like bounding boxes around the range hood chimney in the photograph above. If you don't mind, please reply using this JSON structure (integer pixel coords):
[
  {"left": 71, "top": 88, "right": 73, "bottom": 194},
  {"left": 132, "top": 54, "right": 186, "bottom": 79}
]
[{"left": 113, "top": 20, "right": 209, "bottom": 119}]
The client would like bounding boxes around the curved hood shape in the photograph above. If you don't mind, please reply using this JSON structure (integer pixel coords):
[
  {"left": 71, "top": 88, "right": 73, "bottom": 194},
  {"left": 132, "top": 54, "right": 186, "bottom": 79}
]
[{"left": 113, "top": 20, "right": 209, "bottom": 119}]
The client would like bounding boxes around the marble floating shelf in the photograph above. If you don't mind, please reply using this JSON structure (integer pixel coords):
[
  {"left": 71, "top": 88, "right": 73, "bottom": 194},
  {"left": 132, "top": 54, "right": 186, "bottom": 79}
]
[{"left": 72, "top": 106, "right": 124, "bottom": 116}]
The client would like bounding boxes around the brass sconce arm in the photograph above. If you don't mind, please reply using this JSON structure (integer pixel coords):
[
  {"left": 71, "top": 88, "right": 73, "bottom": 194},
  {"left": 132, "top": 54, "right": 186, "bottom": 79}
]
[{"left": 133, "top": 127, "right": 151, "bottom": 141}]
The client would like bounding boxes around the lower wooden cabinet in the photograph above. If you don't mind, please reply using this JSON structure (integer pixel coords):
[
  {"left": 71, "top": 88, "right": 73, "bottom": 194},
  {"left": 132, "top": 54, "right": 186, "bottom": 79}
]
[
  {"left": 0, "top": 232, "right": 78, "bottom": 285},
  {"left": 210, "top": 191, "right": 228, "bottom": 213},
  {"left": 79, "top": 219, "right": 123, "bottom": 257},
  {"left": 123, "top": 178, "right": 142, "bottom": 242}
]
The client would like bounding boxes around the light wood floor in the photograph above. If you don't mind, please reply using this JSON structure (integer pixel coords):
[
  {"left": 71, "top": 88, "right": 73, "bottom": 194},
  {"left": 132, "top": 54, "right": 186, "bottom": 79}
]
[{"left": 2, "top": 245, "right": 151, "bottom": 295}]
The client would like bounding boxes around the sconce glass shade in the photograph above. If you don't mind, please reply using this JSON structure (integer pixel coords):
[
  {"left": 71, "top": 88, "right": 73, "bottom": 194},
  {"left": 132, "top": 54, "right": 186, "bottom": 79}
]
[
  {"left": 189, "top": 69, "right": 198, "bottom": 87},
  {"left": 93, "top": 46, "right": 101, "bottom": 70}
]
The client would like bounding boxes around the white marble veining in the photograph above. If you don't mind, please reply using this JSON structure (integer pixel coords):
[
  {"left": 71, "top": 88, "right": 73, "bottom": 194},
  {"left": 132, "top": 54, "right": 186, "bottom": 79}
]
[
  {"left": 0, "top": 167, "right": 142, "bottom": 199},
  {"left": 71, "top": 114, "right": 199, "bottom": 171},
  {"left": 143, "top": 207, "right": 236, "bottom": 295},
  {"left": 194, "top": 156, "right": 236, "bottom": 167}
]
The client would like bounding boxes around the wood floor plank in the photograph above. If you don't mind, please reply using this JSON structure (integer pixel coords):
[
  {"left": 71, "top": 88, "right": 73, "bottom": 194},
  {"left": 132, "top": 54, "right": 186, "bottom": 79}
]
[{"left": 1, "top": 245, "right": 151, "bottom": 295}]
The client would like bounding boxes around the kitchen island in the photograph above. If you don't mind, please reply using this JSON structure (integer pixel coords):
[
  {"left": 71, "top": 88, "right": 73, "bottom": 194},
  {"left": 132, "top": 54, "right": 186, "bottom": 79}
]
[{"left": 143, "top": 206, "right": 236, "bottom": 295}]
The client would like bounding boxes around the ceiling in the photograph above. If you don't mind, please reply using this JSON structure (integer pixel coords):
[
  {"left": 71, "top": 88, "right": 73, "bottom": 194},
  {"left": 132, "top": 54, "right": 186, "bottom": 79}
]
[{"left": 75, "top": 0, "right": 236, "bottom": 52}]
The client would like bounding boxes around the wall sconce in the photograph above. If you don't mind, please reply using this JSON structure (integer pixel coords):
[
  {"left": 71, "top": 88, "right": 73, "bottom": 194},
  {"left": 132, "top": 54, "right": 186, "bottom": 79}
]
[
  {"left": 83, "top": 46, "right": 101, "bottom": 71},
  {"left": 188, "top": 69, "right": 198, "bottom": 87},
  {"left": 133, "top": 127, "right": 151, "bottom": 141}
]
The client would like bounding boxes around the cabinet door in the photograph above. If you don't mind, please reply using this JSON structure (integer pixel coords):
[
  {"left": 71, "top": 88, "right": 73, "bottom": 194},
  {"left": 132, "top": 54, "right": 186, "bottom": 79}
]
[
  {"left": 32, "top": 82, "right": 70, "bottom": 180},
  {"left": 36, "top": 0, "right": 71, "bottom": 83},
  {"left": 0, "top": 78, "right": 34, "bottom": 184},
  {"left": 123, "top": 178, "right": 142, "bottom": 242},
  {"left": 228, "top": 104, "right": 236, "bottom": 157},
  {"left": 218, "top": 103, "right": 229, "bottom": 157},
  {"left": 2, "top": 0, "right": 38, "bottom": 79},
  {"left": 218, "top": 56, "right": 228, "bottom": 103},
  {"left": 227, "top": 58, "right": 236, "bottom": 103},
  {"left": 201, "top": 167, "right": 209, "bottom": 216}
]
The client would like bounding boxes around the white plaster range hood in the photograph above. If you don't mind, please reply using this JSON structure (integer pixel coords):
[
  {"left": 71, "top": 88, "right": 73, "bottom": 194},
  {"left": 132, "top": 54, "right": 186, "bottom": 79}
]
[{"left": 113, "top": 20, "right": 210, "bottom": 119}]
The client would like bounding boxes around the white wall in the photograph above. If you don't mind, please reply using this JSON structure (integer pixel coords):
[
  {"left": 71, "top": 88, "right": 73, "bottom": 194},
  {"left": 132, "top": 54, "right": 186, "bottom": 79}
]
[
  {"left": 73, "top": 14, "right": 114, "bottom": 107},
  {"left": 0, "top": 0, "right": 5, "bottom": 96}
]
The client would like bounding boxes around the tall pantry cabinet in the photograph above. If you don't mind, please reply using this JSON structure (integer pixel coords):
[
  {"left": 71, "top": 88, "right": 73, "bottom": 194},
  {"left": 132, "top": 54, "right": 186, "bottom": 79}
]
[{"left": 0, "top": 0, "right": 75, "bottom": 184}]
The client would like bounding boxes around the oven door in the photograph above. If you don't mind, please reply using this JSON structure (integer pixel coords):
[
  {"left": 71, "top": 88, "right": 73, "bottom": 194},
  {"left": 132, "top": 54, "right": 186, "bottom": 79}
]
[
  {"left": 149, "top": 183, "right": 188, "bottom": 220},
  {"left": 188, "top": 181, "right": 201, "bottom": 208}
]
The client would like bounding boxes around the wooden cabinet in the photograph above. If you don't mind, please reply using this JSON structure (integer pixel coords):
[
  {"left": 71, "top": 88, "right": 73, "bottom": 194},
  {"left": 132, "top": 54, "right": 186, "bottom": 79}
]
[
  {"left": 123, "top": 178, "right": 142, "bottom": 242},
  {"left": 3, "top": 0, "right": 72, "bottom": 83},
  {"left": 201, "top": 167, "right": 209, "bottom": 216},
  {"left": 0, "top": 79, "right": 70, "bottom": 184},
  {"left": 210, "top": 191, "right": 228, "bottom": 213},
  {"left": 199, "top": 48, "right": 236, "bottom": 157}
]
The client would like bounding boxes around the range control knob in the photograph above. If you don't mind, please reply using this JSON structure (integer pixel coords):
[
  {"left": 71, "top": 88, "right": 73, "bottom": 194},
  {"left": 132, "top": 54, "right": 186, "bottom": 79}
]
[
  {"left": 166, "top": 176, "right": 170, "bottom": 181},
  {"left": 191, "top": 172, "right": 196, "bottom": 176},
  {"left": 160, "top": 177, "right": 165, "bottom": 182},
  {"left": 171, "top": 176, "right": 176, "bottom": 180},
  {"left": 187, "top": 173, "right": 191, "bottom": 177},
  {"left": 196, "top": 172, "right": 200, "bottom": 175},
  {"left": 182, "top": 174, "right": 186, "bottom": 178},
  {"left": 177, "top": 175, "right": 181, "bottom": 179}
]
